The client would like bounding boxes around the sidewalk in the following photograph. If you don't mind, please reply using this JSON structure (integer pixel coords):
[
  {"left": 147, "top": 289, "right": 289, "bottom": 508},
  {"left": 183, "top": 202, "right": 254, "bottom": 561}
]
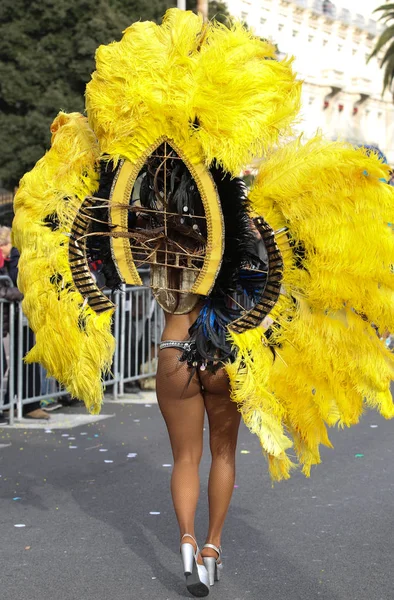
[{"left": 3, "top": 390, "right": 158, "bottom": 429}]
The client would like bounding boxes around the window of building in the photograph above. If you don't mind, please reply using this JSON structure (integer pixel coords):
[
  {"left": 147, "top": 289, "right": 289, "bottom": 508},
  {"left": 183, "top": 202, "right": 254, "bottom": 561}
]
[
  {"left": 278, "top": 23, "right": 284, "bottom": 31},
  {"left": 340, "top": 8, "right": 351, "bottom": 25},
  {"left": 308, "top": 35, "right": 314, "bottom": 42},
  {"left": 312, "top": 0, "right": 323, "bottom": 13},
  {"left": 354, "top": 14, "right": 365, "bottom": 29},
  {"left": 322, "top": 0, "right": 336, "bottom": 17}
]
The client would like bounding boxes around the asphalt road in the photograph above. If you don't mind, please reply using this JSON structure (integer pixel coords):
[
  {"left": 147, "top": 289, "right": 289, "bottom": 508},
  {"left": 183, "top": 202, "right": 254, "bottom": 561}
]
[{"left": 0, "top": 395, "right": 393, "bottom": 600}]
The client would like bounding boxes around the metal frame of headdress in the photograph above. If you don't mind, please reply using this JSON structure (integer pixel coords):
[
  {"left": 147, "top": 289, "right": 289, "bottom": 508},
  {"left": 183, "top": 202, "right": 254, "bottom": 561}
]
[
  {"left": 228, "top": 216, "right": 284, "bottom": 333},
  {"left": 69, "top": 136, "right": 225, "bottom": 314}
]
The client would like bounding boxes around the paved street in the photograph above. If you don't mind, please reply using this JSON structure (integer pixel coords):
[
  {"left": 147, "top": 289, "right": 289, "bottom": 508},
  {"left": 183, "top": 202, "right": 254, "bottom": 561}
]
[{"left": 1, "top": 391, "right": 393, "bottom": 600}]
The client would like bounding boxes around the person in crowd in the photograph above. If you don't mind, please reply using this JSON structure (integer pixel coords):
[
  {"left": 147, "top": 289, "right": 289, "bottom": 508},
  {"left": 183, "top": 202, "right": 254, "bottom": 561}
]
[
  {"left": 0, "top": 226, "right": 48, "bottom": 419},
  {"left": 0, "top": 245, "right": 22, "bottom": 423}
]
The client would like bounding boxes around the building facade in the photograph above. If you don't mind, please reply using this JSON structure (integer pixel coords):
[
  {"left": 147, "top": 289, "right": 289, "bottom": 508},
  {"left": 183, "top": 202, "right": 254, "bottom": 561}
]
[{"left": 225, "top": 0, "right": 394, "bottom": 162}]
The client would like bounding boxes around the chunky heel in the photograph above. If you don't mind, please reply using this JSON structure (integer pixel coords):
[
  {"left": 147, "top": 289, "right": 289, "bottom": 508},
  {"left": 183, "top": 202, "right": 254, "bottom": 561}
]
[
  {"left": 202, "top": 557, "right": 216, "bottom": 586},
  {"left": 201, "top": 543, "right": 223, "bottom": 587},
  {"left": 216, "top": 560, "right": 223, "bottom": 581},
  {"left": 180, "top": 534, "right": 210, "bottom": 597},
  {"left": 181, "top": 543, "right": 195, "bottom": 575}
]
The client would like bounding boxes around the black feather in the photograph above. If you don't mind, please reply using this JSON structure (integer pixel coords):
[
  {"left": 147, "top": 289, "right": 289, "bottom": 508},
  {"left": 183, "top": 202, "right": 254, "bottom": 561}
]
[{"left": 85, "top": 161, "right": 122, "bottom": 290}]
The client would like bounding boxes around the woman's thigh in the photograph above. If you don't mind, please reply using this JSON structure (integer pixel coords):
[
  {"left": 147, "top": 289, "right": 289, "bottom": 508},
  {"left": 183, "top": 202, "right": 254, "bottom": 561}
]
[
  {"left": 156, "top": 349, "right": 205, "bottom": 460},
  {"left": 199, "top": 368, "right": 241, "bottom": 456}
]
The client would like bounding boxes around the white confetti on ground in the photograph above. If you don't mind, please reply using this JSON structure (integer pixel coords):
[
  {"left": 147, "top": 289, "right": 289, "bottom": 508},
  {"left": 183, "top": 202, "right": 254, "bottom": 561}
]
[
  {"left": 69, "top": 446, "right": 78, "bottom": 449},
  {"left": 145, "top": 404, "right": 152, "bottom": 407},
  {"left": 68, "top": 437, "right": 76, "bottom": 440},
  {"left": 127, "top": 453, "right": 137, "bottom": 458},
  {"left": 99, "top": 449, "right": 108, "bottom": 452},
  {"left": 80, "top": 433, "right": 87, "bottom": 435},
  {"left": 14, "top": 524, "right": 26, "bottom": 528},
  {"left": 149, "top": 512, "right": 160, "bottom": 515},
  {"left": 104, "top": 460, "right": 113, "bottom": 464},
  {"left": 133, "top": 419, "right": 140, "bottom": 423},
  {"left": 162, "top": 464, "right": 172, "bottom": 468},
  {"left": 45, "top": 429, "right": 52, "bottom": 433},
  {"left": 61, "top": 434, "right": 69, "bottom": 437},
  {"left": 370, "top": 425, "right": 378, "bottom": 428}
]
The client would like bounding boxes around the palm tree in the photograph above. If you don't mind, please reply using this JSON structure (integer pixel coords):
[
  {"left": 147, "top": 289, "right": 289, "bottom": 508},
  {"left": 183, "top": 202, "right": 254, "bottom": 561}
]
[{"left": 370, "top": 3, "right": 394, "bottom": 92}]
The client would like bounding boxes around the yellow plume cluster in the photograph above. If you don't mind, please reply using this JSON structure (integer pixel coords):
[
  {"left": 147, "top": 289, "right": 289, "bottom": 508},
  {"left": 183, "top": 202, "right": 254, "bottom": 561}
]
[
  {"left": 12, "top": 113, "right": 115, "bottom": 414},
  {"left": 227, "top": 136, "right": 394, "bottom": 480},
  {"left": 86, "top": 8, "right": 300, "bottom": 174}
]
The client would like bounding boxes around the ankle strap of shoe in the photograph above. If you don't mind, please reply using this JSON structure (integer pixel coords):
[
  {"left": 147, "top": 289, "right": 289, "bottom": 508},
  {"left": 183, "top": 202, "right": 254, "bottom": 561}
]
[
  {"left": 203, "top": 543, "right": 221, "bottom": 558},
  {"left": 181, "top": 533, "right": 198, "bottom": 548}
]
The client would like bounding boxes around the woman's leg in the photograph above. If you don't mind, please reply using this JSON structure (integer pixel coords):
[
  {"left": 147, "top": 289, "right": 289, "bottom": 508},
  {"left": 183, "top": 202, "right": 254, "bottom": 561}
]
[
  {"left": 156, "top": 349, "right": 205, "bottom": 556},
  {"left": 200, "top": 369, "right": 241, "bottom": 558}
]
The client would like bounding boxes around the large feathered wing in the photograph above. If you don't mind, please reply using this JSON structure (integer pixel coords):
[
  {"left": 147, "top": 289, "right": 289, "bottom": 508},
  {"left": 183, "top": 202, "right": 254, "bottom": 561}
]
[
  {"left": 12, "top": 113, "right": 115, "bottom": 414},
  {"left": 227, "top": 136, "right": 394, "bottom": 480}
]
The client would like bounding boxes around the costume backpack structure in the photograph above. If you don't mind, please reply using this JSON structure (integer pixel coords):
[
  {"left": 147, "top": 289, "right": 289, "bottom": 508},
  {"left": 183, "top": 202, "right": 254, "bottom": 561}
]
[{"left": 13, "top": 9, "right": 394, "bottom": 480}]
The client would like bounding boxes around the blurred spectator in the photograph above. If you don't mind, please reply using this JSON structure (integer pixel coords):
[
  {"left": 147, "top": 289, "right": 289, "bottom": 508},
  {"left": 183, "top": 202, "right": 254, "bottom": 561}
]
[
  {"left": 0, "top": 227, "right": 47, "bottom": 420},
  {"left": 0, "top": 246, "right": 22, "bottom": 329},
  {"left": 0, "top": 245, "right": 22, "bottom": 423}
]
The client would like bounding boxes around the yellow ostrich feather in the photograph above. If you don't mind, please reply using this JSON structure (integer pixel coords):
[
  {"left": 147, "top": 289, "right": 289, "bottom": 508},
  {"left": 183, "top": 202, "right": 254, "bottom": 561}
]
[
  {"left": 13, "top": 113, "right": 115, "bottom": 413},
  {"left": 225, "top": 328, "right": 295, "bottom": 479},
  {"left": 86, "top": 8, "right": 301, "bottom": 174},
  {"left": 250, "top": 136, "right": 394, "bottom": 331},
  {"left": 226, "top": 135, "right": 394, "bottom": 480}
]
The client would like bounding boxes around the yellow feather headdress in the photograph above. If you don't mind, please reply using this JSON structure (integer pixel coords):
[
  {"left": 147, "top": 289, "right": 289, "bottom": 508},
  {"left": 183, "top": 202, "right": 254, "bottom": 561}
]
[{"left": 12, "top": 10, "right": 394, "bottom": 482}]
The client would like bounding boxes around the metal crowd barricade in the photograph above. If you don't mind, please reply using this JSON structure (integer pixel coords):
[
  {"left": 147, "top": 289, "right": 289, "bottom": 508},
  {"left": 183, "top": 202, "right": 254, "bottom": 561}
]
[
  {"left": 117, "top": 285, "right": 164, "bottom": 395},
  {"left": 1, "top": 285, "right": 164, "bottom": 419},
  {"left": 15, "top": 288, "right": 123, "bottom": 417}
]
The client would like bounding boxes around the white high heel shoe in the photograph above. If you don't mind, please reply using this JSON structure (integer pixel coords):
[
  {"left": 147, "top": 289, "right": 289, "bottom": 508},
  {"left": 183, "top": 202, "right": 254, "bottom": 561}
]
[
  {"left": 202, "top": 543, "right": 223, "bottom": 587},
  {"left": 180, "top": 533, "right": 210, "bottom": 597}
]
